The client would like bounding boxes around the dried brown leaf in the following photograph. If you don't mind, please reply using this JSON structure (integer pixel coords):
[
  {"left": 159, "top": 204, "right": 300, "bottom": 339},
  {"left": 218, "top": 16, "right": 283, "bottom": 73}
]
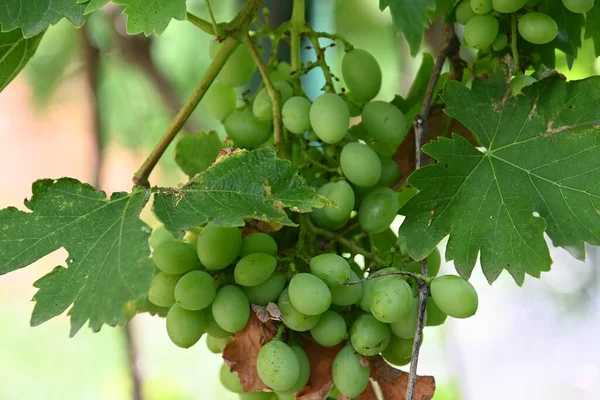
[
  {"left": 222, "top": 312, "right": 277, "bottom": 392},
  {"left": 297, "top": 339, "right": 343, "bottom": 400}
]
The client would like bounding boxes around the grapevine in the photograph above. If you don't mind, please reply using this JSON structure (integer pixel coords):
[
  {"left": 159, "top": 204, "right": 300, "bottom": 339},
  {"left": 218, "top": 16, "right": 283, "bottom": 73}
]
[{"left": 1, "top": 0, "right": 599, "bottom": 400}]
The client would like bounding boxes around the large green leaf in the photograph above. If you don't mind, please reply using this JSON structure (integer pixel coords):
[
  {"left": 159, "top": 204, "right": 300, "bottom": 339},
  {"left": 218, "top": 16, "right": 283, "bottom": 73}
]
[
  {"left": 0, "top": 179, "right": 152, "bottom": 336},
  {"left": 399, "top": 65, "right": 600, "bottom": 285},
  {"left": 379, "top": 0, "right": 436, "bottom": 56},
  {"left": 113, "top": 0, "right": 187, "bottom": 35},
  {"left": 154, "top": 148, "right": 328, "bottom": 233},
  {"left": 0, "top": 0, "right": 87, "bottom": 37},
  {"left": 0, "top": 29, "right": 44, "bottom": 92}
]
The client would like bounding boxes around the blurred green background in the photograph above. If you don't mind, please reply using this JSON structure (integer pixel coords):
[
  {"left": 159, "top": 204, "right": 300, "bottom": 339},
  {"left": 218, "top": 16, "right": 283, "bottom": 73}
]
[{"left": 0, "top": 1, "right": 598, "bottom": 399}]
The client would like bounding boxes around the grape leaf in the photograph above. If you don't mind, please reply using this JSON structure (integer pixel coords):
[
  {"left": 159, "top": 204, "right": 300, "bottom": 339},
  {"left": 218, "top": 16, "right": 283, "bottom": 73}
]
[
  {"left": 399, "top": 64, "right": 600, "bottom": 285},
  {"left": 78, "top": 0, "right": 110, "bottom": 15},
  {"left": 0, "top": 0, "right": 87, "bottom": 37},
  {"left": 379, "top": 0, "right": 436, "bottom": 56},
  {"left": 0, "top": 29, "right": 44, "bottom": 92},
  {"left": 584, "top": 2, "right": 600, "bottom": 57},
  {"left": 154, "top": 148, "right": 328, "bottom": 234},
  {"left": 175, "top": 132, "right": 222, "bottom": 178},
  {"left": 0, "top": 178, "right": 153, "bottom": 336},
  {"left": 113, "top": 0, "right": 187, "bottom": 35}
]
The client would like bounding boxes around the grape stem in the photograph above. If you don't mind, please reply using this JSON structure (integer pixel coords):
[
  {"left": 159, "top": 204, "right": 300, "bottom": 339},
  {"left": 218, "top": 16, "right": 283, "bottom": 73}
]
[
  {"left": 133, "top": 0, "right": 264, "bottom": 188},
  {"left": 290, "top": 0, "right": 305, "bottom": 74},
  {"left": 186, "top": 12, "right": 216, "bottom": 35},
  {"left": 305, "top": 218, "right": 386, "bottom": 266},
  {"left": 240, "top": 34, "right": 285, "bottom": 150},
  {"left": 340, "top": 270, "right": 431, "bottom": 287},
  {"left": 305, "top": 33, "right": 336, "bottom": 92},
  {"left": 205, "top": 0, "right": 223, "bottom": 37},
  {"left": 407, "top": 23, "right": 458, "bottom": 400},
  {"left": 511, "top": 14, "right": 521, "bottom": 74}
]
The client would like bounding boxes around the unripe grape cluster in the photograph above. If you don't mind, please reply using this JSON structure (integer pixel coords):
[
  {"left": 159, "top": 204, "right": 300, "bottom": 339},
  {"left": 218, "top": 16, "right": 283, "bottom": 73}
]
[
  {"left": 146, "top": 223, "right": 478, "bottom": 398},
  {"left": 456, "top": 0, "right": 593, "bottom": 51}
]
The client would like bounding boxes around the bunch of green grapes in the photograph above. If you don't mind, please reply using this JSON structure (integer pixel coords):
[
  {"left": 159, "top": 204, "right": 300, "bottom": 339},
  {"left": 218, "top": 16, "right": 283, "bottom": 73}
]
[
  {"left": 147, "top": 222, "right": 478, "bottom": 398},
  {"left": 456, "top": 0, "right": 593, "bottom": 53}
]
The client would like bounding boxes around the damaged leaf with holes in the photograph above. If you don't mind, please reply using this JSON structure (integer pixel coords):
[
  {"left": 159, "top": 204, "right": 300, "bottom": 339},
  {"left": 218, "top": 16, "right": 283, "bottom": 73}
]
[
  {"left": 0, "top": 179, "right": 153, "bottom": 336},
  {"left": 400, "top": 65, "right": 600, "bottom": 284}
]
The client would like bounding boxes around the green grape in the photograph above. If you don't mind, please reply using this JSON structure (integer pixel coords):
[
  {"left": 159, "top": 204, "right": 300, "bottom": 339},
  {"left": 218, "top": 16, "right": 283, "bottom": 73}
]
[
  {"left": 288, "top": 273, "right": 331, "bottom": 316},
  {"left": 330, "top": 269, "right": 363, "bottom": 306},
  {"left": 212, "top": 285, "right": 250, "bottom": 332},
  {"left": 455, "top": 0, "right": 477, "bottom": 24},
  {"left": 243, "top": 272, "right": 286, "bottom": 306},
  {"left": 311, "top": 183, "right": 347, "bottom": 230},
  {"left": 148, "top": 272, "right": 180, "bottom": 307},
  {"left": 370, "top": 277, "right": 413, "bottom": 323},
  {"left": 184, "top": 226, "right": 202, "bottom": 245},
  {"left": 358, "top": 187, "right": 400, "bottom": 233},
  {"left": 430, "top": 275, "right": 479, "bottom": 318},
  {"left": 153, "top": 241, "right": 200, "bottom": 275},
  {"left": 341, "top": 49, "right": 382, "bottom": 102},
  {"left": 253, "top": 82, "right": 293, "bottom": 121},
  {"left": 381, "top": 335, "right": 413, "bottom": 366},
  {"left": 350, "top": 314, "right": 391, "bottom": 356},
  {"left": 240, "top": 233, "right": 278, "bottom": 257},
  {"left": 310, "top": 310, "right": 347, "bottom": 346},
  {"left": 348, "top": 122, "right": 370, "bottom": 141},
  {"left": 340, "top": 142, "right": 382, "bottom": 188},
  {"left": 310, "top": 253, "right": 352, "bottom": 287},
  {"left": 309, "top": 93, "right": 350, "bottom": 144},
  {"left": 527, "top": 0, "right": 541, "bottom": 5},
  {"left": 196, "top": 224, "right": 242, "bottom": 270},
  {"left": 389, "top": 298, "right": 427, "bottom": 339},
  {"left": 174, "top": 270, "right": 217, "bottom": 310},
  {"left": 257, "top": 340, "right": 300, "bottom": 391},
  {"left": 378, "top": 157, "right": 401, "bottom": 187},
  {"left": 206, "top": 335, "right": 233, "bottom": 353},
  {"left": 203, "top": 308, "right": 234, "bottom": 338},
  {"left": 210, "top": 41, "right": 256, "bottom": 87},
  {"left": 358, "top": 267, "right": 397, "bottom": 312},
  {"left": 427, "top": 247, "right": 442, "bottom": 277},
  {"left": 220, "top": 363, "right": 244, "bottom": 393},
  {"left": 278, "top": 288, "right": 321, "bottom": 331},
  {"left": 282, "top": 96, "right": 312, "bottom": 134},
  {"left": 361, "top": 101, "right": 408, "bottom": 147},
  {"left": 518, "top": 12, "right": 558, "bottom": 44},
  {"left": 470, "top": 0, "right": 492, "bottom": 13},
  {"left": 510, "top": 75, "right": 537, "bottom": 96},
  {"left": 492, "top": 33, "right": 508, "bottom": 51},
  {"left": 323, "top": 180, "right": 355, "bottom": 226},
  {"left": 562, "top": 0, "right": 594, "bottom": 13},
  {"left": 370, "top": 228, "right": 397, "bottom": 254},
  {"left": 349, "top": 260, "right": 364, "bottom": 277},
  {"left": 464, "top": 15, "right": 499, "bottom": 49},
  {"left": 149, "top": 225, "right": 175, "bottom": 250},
  {"left": 234, "top": 253, "right": 277, "bottom": 286},
  {"left": 332, "top": 345, "right": 371, "bottom": 398},
  {"left": 269, "top": 61, "right": 293, "bottom": 82},
  {"left": 166, "top": 304, "right": 206, "bottom": 348},
  {"left": 425, "top": 297, "right": 448, "bottom": 327},
  {"left": 205, "top": 81, "right": 237, "bottom": 121},
  {"left": 492, "top": 0, "right": 527, "bottom": 12},
  {"left": 224, "top": 110, "right": 272, "bottom": 149},
  {"left": 282, "top": 345, "right": 311, "bottom": 394}
]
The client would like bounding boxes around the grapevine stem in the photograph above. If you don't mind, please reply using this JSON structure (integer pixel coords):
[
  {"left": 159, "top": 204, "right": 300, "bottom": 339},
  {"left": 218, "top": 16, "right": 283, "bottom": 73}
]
[
  {"left": 511, "top": 14, "right": 521, "bottom": 74},
  {"left": 406, "top": 23, "right": 457, "bottom": 400},
  {"left": 305, "top": 218, "right": 386, "bottom": 266},
  {"left": 240, "top": 34, "right": 284, "bottom": 149},
  {"left": 186, "top": 12, "right": 215, "bottom": 35},
  {"left": 132, "top": 35, "right": 239, "bottom": 187},
  {"left": 205, "top": 0, "right": 222, "bottom": 37},
  {"left": 306, "top": 33, "right": 336, "bottom": 92},
  {"left": 290, "top": 0, "right": 305, "bottom": 73},
  {"left": 340, "top": 270, "right": 429, "bottom": 286}
]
